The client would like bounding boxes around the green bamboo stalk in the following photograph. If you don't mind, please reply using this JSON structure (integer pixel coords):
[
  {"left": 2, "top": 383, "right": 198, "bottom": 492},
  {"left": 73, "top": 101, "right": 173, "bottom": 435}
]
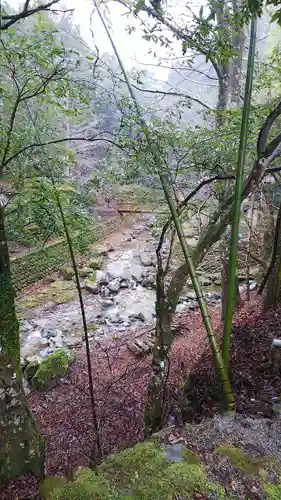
[
  {"left": 94, "top": 2, "right": 234, "bottom": 410},
  {"left": 223, "top": 17, "right": 257, "bottom": 367}
]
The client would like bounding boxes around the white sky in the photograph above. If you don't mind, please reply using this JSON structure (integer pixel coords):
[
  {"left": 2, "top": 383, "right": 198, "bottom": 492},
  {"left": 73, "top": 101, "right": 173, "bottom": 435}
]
[{"left": 10, "top": 0, "right": 172, "bottom": 80}]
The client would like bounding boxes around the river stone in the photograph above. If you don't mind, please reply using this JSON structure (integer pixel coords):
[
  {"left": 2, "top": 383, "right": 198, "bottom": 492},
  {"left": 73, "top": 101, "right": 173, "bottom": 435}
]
[
  {"left": 41, "top": 327, "right": 60, "bottom": 339},
  {"left": 108, "top": 279, "right": 120, "bottom": 293},
  {"left": 250, "top": 281, "right": 257, "bottom": 291},
  {"left": 79, "top": 267, "right": 93, "bottom": 278},
  {"left": 120, "top": 279, "right": 129, "bottom": 288},
  {"left": 96, "top": 270, "right": 110, "bottom": 285},
  {"left": 100, "top": 285, "right": 110, "bottom": 297},
  {"left": 85, "top": 281, "right": 99, "bottom": 294},
  {"left": 139, "top": 252, "right": 153, "bottom": 267},
  {"left": 101, "top": 298, "right": 114, "bottom": 308},
  {"left": 132, "top": 312, "right": 146, "bottom": 322}
]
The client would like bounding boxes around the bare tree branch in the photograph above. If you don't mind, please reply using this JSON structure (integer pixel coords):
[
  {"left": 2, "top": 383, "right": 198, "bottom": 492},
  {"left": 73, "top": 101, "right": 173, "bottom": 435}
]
[
  {"left": 130, "top": 83, "right": 213, "bottom": 110},
  {"left": 1, "top": 135, "right": 126, "bottom": 169},
  {"left": 257, "top": 100, "right": 281, "bottom": 156},
  {"left": 0, "top": 0, "right": 62, "bottom": 31}
]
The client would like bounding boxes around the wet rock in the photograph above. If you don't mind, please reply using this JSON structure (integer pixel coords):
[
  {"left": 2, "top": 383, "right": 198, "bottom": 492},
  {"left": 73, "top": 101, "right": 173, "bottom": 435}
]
[
  {"left": 249, "top": 281, "right": 257, "bottom": 291},
  {"left": 139, "top": 252, "right": 153, "bottom": 267},
  {"left": 120, "top": 279, "right": 129, "bottom": 288},
  {"left": 100, "top": 298, "right": 114, "bottom": 308},
  {"left": 41, "top": 327, "right": 60, "bottom": 339},
  {"left": 85, "top": 281, "right": 100, "bottom": 294},
  {"left": 96, "top": 270, "right": 110, "bottom": 285},
  {"left": 108, "top": 279, "right": 120, "bottom": 293},
  {"left": 100, "top": 285, "right": 110, "bottom": 297},
  {"left": 141, "top": 275, "right": 156, "bottom": 289},
  {"left": 79, "top": 267, "right": 94, "bottom": 278},
  {"left": 107, "top": 312, "right": 127, "bottom": 324},
  {"left": 133, "top": 312, "right": 146, "bottom": 322},
  {"left": 131, "top": 273, "right": 142, "bottom": 283},
  {"left": 21, "top": 330, "right": 49, "bottom": 361}
]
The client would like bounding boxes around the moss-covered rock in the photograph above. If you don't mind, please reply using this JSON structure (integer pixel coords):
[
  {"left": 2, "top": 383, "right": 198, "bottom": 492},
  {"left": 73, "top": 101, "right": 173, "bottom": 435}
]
[
  {"left": 39, "top": 476, "right": 68, "bottom": 499},
  {"left": 216, "top": 443, "right": 264, "bottom": 476},
  {"left": 59, "top": 267, "right": 74, "bottom": 280},
  {"left": 78, "top": 267, "right": 94, "bottom": 278},
  {"left": 31, "top": 348, "right": 74, "bottom": 390},
  {"left": 87, "top": 258, "right": 103, "bottom": 270},
  {"left": 45, "top": 440, "right": 224, "bottom": 499}
]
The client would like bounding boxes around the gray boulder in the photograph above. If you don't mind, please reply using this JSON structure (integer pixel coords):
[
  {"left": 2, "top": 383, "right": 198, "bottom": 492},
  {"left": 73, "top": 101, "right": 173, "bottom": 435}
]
[
  {"left": 139, "top": 252, "right": 153, "bottom": 267},
  {"left": 108, "top": 279, "right": 120, "bottom": 293}
]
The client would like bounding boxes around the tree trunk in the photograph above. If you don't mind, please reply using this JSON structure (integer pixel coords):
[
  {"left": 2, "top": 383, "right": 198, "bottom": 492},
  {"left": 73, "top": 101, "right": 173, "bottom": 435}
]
[{"left": 0, "top": 205, "right": 45, "bottom": 483}]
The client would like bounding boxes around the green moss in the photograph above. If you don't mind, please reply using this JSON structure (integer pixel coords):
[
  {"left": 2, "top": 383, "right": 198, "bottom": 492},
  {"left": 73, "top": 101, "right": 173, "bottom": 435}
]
[
  {"left": 31, "top": 348, "right": 73, "bottom": 390},
  {"left": 78, "top": 267, "right": 93, "bottom": 278},
  {"left": 59, "top": 267, "right": 74, "bottom": 280},
  {"left": 180, "top": 447, "right": 202, "bottom": 464},
  {"left": 87, "top": 258, "right": 103, "bottom": 270},
  {"left": 216, "top": 444, "right": 264, "bottom": 476},
  {"left": 39, "top": 476, "right": 68, "bottom": 499},
  {"left": 263, "top": 479, "right": 281, "bottom": 499},
  {"left": 24, "top": 360, "right": 40, "bottom": 381},
  {"left": 17, "top": 280, "right": 77, "bottom": 313},
  {"left": 46, "top": 440, "right": 224, "bottom": 499}
]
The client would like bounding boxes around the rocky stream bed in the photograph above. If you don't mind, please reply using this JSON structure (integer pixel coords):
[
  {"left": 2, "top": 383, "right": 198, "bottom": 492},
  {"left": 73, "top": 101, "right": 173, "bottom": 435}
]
[{"left": 18, "top": 215, "right": 257, "bottom": 378}]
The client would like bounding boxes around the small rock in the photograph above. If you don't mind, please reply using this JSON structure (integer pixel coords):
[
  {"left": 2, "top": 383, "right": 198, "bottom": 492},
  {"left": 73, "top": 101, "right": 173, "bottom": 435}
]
[
  {"left": 249, "top": 281, "right": 257, "bottom": 291},
  {"left": 96, "top": 270, "right": 110, "bottom": 285},
  {"left": 107, "top": 313, "right": 125, "bottom": 324},
  {"left": 108, "top": 279, "right": 120, "bottom": 293},
  {"left": 100, "top": 285, "right": 110, "bottom": 297},
  {"left": 79, "top": 267, "right": 93, "bottom": 278},
  {"left": 100, "top": 299, "right": 114, "bottom": 308},
  {"left": 134, "top": 312, "right": 146, "bottom": 322},
  {"left": 41, "top": 327, "right": 59, "bottom": 339},
  {"left": 139, "top": 252, "right": 153, "bottom": 267},
  {"left": 120, "top": 279, "right": 129, "bottom": 288},
  {"left": 131, "top": 273, "right": 142, "bottom": 283},
  {"left": 85, "top": 281, "right": 100, "bottom": 294}
]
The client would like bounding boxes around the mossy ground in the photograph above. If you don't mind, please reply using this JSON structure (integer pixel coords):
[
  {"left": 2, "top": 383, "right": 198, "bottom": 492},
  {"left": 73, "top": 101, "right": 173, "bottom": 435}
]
[
  {"left": 17, "top": 280, "right": 77, "bottom": 312},
  {"left": 215, "top": 443, "right": 265, "bottom": 476},
  {"left": 41, "top": 441, "right": 224, "bottom": 499}
]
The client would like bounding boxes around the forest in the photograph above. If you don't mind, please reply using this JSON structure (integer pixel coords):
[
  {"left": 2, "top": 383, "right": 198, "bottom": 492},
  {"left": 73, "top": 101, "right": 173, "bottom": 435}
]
[{"left": 2, "top": 0, "right": 281, "bottom": 498}]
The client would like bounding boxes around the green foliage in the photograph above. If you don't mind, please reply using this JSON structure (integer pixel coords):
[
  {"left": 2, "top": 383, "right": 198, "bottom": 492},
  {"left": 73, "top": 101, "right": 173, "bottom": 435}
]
[
  {"left": 6, "top": 178, "right": 92, "bottom": 247},
  {"left": 31, "top": 348, "right": 74, "bottom": 390},
  {"left": 263, "top": 480, "right": 281, "bottom": 499},
  {"left": 10, "top": 231, "right": 95, "bottom": 291},
  {"left": 45, "top": 441, "right": 224, "bottom": 499}
]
